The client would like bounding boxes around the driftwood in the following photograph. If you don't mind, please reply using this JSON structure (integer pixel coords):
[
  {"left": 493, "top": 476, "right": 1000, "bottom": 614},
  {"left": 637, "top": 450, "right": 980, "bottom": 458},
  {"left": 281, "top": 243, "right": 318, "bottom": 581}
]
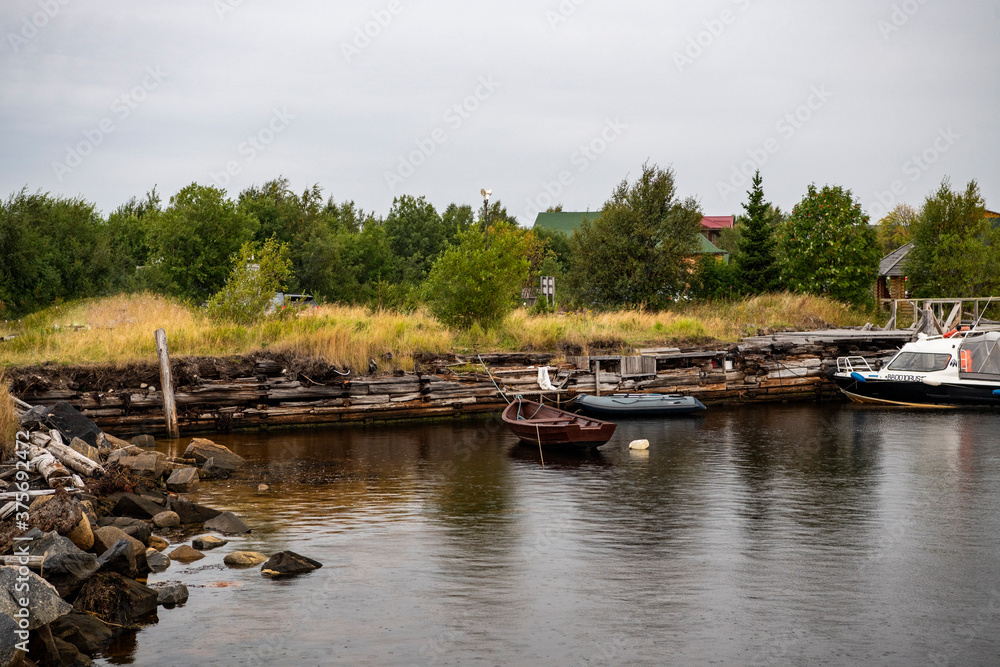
[
  {"left": 46, "top": 440, "right": 106, "bottom": 478},
  {"left": 0, "top": 556, "right": 45, "bottom": 568},
  {"left": 27, "top": 446, "right": 74, "bottom": 488}
]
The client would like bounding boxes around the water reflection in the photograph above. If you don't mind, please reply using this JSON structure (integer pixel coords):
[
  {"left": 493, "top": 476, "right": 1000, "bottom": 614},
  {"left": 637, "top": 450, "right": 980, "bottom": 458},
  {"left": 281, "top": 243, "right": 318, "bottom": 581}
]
[{"left": 101, "top": 405, "right": 1000, "bottom": 666}]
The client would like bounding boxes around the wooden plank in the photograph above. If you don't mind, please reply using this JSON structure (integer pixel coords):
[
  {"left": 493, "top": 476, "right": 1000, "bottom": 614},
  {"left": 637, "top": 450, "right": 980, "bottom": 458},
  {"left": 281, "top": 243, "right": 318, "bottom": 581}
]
[{"left": 154, "top": 328, "right": 180, "bottom": 439}]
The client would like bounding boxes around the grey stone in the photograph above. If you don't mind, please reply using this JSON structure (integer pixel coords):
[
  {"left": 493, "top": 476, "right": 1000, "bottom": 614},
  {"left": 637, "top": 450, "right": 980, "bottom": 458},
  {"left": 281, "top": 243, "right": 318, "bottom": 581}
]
[
  {"left": 96, "top": 539, "right": 138, "bottom": 579},
  {"left": 28, "top": 531, "right": 83, "bottom": 559},
  {"left": 151, "top": 583, "right": 189, "bottom": 607},
  {"left": 131, "top": 434, "right": 156, "bottom": 448},
  {"left": 201, "top": 456, "right": 239, "bottom": 479},
  {"left": 192, "top": 535, "right": 227, "bottom": 551},
  {"left": 69, "top": 436, "right": 101, "bottom": 464},
  {"left": 152, "top": 511, "right": 181, "bottom": 529},
  {"left": 0, "top": 611, "right": 21, "bottom": 667},
  {"left": 51, "top": 612, "right": 112, "bottom": 655},
  {"left": 111, "top": 493, "right": 164, "bottom": 520},
  {"left": 260, "top": 551, "right": 323, "bottom": 578},
  {"left": 183, "top": 438, "right": 245, "bottom": 470},
  {"left": 165, "top": 467, "right": 200, "bottom": 494},
  {"left": 169, "top": 498, "right": 222, "bottom": 524},
  {"left": 0, "top": 566, "right": 73, "bottom": 630},
  {"left": 40, "top": 551, "right": 100, "bottom": 597},
  {"left": 168, "top": 545, "right": 205, "bottom": 563},
  {"left": 146, "top": 550, "right": 171, "bottom": 573},
  {"left": 204, "top": 511, "right": 250, "bottom": 535},
  {"left": 223, "top": 551, "right": 268, "bottom": 568}
]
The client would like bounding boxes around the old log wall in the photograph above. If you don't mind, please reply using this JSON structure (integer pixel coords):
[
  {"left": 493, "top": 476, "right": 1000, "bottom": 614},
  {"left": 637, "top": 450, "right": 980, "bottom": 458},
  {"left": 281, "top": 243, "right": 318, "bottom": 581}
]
[{"left": 12, "top": 336, "right": 903, "bottom": 436}]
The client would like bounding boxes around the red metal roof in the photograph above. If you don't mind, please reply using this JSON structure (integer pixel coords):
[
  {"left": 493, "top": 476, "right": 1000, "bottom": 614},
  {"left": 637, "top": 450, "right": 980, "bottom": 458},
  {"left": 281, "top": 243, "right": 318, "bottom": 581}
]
[{"left": 700, "top": 216, "right": 734, "bottom": 230}]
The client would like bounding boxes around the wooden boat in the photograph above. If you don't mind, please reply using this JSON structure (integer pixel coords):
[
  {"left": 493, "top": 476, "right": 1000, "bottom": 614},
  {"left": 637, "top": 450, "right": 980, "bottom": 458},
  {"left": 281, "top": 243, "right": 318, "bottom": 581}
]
[
  {"left": 501, "top": 399, "right": 617, "bottom": 448},
  {"left": 574, "top": 393, "right": 706, "bottom": 417}
]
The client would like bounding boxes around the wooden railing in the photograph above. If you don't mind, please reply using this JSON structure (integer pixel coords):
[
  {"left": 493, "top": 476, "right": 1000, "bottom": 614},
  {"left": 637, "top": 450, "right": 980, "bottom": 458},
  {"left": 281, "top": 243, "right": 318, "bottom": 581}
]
[{"left": 880, "top": 297, "right": 999, "bottom": 333}]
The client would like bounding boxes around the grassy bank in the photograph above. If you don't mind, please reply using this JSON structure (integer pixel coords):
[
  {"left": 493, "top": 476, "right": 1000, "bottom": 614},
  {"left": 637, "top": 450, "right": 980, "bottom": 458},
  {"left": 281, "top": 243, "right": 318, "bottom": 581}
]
[{"left": 0, "top": 292, "right": 874, "bottom": 372}]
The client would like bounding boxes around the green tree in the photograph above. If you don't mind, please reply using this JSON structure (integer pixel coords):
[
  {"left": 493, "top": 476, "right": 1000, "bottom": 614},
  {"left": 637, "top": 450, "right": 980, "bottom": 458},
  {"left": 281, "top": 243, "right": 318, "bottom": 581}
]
[
  {"left": 0, "top": 189, "right": 112, "bottom": 316},
  {"left": 567, "top": 163, "right": 702, "bottom": 308},
  {"left": 776, "top": 184, "right": 880, "bottom": 306},
  {"left": 733, "top": 170, "right": 779, "bottom": 294},
  {"left": 383, "top": 195, "right": 445, "bottom": 284},
  {"left": 689, "top": 255, "right": 737, "bottom": 301},
  {"left": 147, "top": 183, "right": 259, "bottom": 302},
  {"left": 423, "top": 222, "right": 532, "bottom": 329},
  {"left": 104, "top": 189, "right": 160, "bottom": 291},
  {"left": 906, "top": 179, "right": 999, "bottom": 297},
  {"left": 206, "top": 237, "right": 293, "bottom": 324},
  {"left": 875, "top": 203, "right": 917, "bottom": 255}
]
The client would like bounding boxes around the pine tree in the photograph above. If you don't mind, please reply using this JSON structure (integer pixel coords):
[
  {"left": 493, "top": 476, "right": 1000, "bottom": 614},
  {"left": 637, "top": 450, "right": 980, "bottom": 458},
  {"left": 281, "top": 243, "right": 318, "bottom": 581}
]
[{"left": 734, "top": 170, "right": 779, "bottom": 294}]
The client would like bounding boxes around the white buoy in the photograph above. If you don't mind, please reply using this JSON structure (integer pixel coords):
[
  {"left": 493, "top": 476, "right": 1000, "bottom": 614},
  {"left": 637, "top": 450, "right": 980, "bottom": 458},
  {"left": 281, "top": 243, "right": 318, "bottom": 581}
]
[{"left": 628, "top": 439, "right": 650, "bottom": 450}]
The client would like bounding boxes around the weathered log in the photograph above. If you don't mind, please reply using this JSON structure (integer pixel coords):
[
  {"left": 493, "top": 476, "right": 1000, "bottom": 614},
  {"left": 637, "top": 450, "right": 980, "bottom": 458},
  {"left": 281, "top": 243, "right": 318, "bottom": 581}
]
[
  {"left": 27, "top": 445, "right": 74, "bottom": 488},
  {"left": 155, "top": 328, "right": 180, "bottom": 439},
  {"left": 46, "top": 440, "right": 106, "bottom": 478}
]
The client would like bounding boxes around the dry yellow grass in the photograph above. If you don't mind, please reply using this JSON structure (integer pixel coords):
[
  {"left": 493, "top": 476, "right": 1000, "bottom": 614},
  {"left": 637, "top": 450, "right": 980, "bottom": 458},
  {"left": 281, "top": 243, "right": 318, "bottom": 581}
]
[
  {"left": 0, "top": 292, "right": 874, "bottom": 373},
  {"left": 0, "top": 372, "right": 16, "bottom": 460}
]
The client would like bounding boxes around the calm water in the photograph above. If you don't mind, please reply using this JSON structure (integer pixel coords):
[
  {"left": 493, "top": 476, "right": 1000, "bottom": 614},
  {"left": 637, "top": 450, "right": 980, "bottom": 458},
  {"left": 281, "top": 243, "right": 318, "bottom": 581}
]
[{"left": 97, "top": 405, "right": 1000, "bottom": 666}]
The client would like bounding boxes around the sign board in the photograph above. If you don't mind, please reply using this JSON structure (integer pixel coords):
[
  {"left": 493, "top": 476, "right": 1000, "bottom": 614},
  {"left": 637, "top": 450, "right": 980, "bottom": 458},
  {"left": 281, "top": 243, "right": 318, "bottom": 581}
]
[{"left": 540, "top": 276, "right": 555, "bottom": 304}]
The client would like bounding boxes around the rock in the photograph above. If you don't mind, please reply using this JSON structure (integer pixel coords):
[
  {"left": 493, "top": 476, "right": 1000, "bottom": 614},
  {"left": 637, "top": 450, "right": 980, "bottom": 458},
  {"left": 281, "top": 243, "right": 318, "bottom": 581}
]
[
  {"left": 68, "top": 436, "right": 101, "bottom": 464},
  {"left": 118, "top": 452, "right": 169, "bottom": 479},
  {"left": 0, "top": 612, "right": 20, "bottom": 667},
  {"left": 146, "top": 549, "right": 171, "bottom": 573},
  {"left": 0, "top": 566, "right": 74, "bottom": 630},
  {"left": 165, "top": 467, "right": 200, "bottom": 494},
  {"left": 40, "top": 551, "right": 100, "bottom": 597},
  {"left": 51, "top": 612, "right": 113, "bottom": 655},
  {"left": 192, "top": 535, "right": 227, "bottom": 551},
  {"left": 201, "top": 456, "right": 239, "bottom": 480},
  {"left": 28, "top": 530, "right": 83, "bottom": 559},
  {"left": 106, "top": 446, "right": 143, "bottom": 464},
  {"left": 120, "top": 522, "right": 152, "bottom": 547},
  {"left": 25, "top": 401, "right": 103, "bottom": 447},
  {"left": 169, "top": 498, "right": 222, "bottom": 524},
  {"left": 257, "top": 484, "right": 270, "bottom": 494},
  {"left": 204, "top": 512, "right": 250, "bottom": 535},
  {"left": 260, "top": 551, "right": 323, "bottom": 578},
  {"left": 168, "top": 545, "right": 205, "bottom": 563},
  {"left": 131, "top": 434, "right": 156, "bottom": 448},
  {"left": 151, "top": 583, "right": 189, "bottom": 607},
  {"left": 183, "top": 438, "right": 245, "bottom": 470},
  {"left": 91, "top": 527, "right": 147, "bottom": 573},
  {"left": 148, "top": 535, "right": 169, "bottom": 552},
  {"left": 29, "top": 494, "right": 89, "bottom": 549},
  {"left": 96, "top": 539, "right": 139, "bottom": 579},
  {"left": 152, "top": 511, "right": 181, "bottom": 529},
  {"left": 111, "top": 493, "right": 165, "bottom": 520},
  {"left": 224, "top": 551, "right": 268, "bottom": 568},
  {"left": 34, "top": 634, "right": 92, "bottom": 667},
  {"left": 74, "top": 572, "right": 158, "bottom": 629}
]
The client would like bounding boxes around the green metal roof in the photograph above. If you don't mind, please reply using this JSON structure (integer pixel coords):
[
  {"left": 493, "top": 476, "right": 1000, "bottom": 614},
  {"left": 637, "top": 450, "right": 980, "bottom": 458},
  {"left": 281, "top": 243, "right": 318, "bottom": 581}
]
[
  {"left": 531, "top": 211, "right": 602, "bottom": 234},
  {"left": 697, "top": 234, "right": 726, "bottom": 254}
]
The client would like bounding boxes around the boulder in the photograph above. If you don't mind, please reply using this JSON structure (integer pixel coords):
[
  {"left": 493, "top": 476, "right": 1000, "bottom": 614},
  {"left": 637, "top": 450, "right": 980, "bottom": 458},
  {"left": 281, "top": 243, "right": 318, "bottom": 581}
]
[
  {"left": 146, "top": 549, "right": 171, "bottom": 573},
  {"left": 169, "top": 498, "right": 222, "bottom": 524},
  {"left": 148, "top": 535, "right": 169, "bottom": 552},
  {"left": 65, "top": 511, "right": 94, "bottom": 552},
  {"left": 165, "top": 467, "right": 200, "bottom": 494},
  {"left": 96, "top": 539, "right": 139, "bottom": 579},
  {"left": 0, "top": 612, "right": 22, "bottom": 667},
  {"left": 201, "top": 456, "right": 239, "bottom": 480},
  {"left": 260, "top": 551, "right": 323, "bottom": 578},
  {"left": 29, "top": 494, "right": 91, "bottom": 550},
  {"left": 0, "top": 566, "right": 74, "bottom": 630},
  {"left": 40, "top": 551, "right": 100, "bottom": 597},
  {"left": 51, "top": 612, "right": 113, "bottom": 655},
  {"left": 183, "top": 438, "right": 245, "bottom": 470},
  {"left": 69, "top": 437, "right": 101, "bottom": 464},
  {"left": 119, "top": 452, "right": 169, "bottom": 479},
  {"left": 223, "top": 551, "right": 268, "bottom": 568},
  {"left": 74, "top": 572, "right": 158, "bottom": 629},
  {"left": 27, "top": 634, "right": 92, "bottom": 667},
  {"left": 131, "top": 434, "right": 156, "bottom": 448},
  {"left": 111, "top": 493, "right": 164, "bottom": 520},
  {"left": 168, "top": 545, "right": 205, "bottom": 563},
  {"left": 26, "top": 401, "right": 103, "bottom": 447},
  {"left": 151, "top": 583, "right": 189, "bottom": 607},
  {"left": 91, "top": 527, "right": 148, "bottom": 575},
  {"left": 120, "top": 522, "right": 152, "bottom": 547},
  {"left": 204, "top": 512, "right": 250, "bottom": 535},
  {"left": 192, "top": 535, "right": 227, "bottom": 551},
  {"left": 106, "top": 446, "right": 143, "bottom": 464},
  {"left": 28, "top": 530, "right": 83, "bottom": 559},
  {"left": 152, "top": 511, "right": 181, "bottom": 529}
]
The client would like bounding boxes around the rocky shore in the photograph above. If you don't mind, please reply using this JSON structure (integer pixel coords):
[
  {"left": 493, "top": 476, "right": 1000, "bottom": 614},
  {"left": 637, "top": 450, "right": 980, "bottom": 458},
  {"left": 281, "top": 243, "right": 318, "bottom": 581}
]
[{"left": 0, "top": 401, "right": 321, "bottom": 667}]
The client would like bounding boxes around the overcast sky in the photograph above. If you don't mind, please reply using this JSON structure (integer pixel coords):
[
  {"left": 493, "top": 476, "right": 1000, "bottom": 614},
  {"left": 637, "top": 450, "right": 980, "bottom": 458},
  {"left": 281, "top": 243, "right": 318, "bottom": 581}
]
[{"left": 2, "top": 0, "right": 998, "bottom": 226}]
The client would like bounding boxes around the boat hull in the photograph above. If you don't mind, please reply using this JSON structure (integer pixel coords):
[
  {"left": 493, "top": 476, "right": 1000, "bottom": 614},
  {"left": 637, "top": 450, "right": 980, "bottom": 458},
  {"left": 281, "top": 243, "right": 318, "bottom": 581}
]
[
  {"left": 574, "top": 393, "right": 706, "bottom": 417},
  {"left": 502, "top": 400, "right": 617, "bottom": 448},
  {"left": 832, "top": 375, "right": 1000, "bottom": 408}
]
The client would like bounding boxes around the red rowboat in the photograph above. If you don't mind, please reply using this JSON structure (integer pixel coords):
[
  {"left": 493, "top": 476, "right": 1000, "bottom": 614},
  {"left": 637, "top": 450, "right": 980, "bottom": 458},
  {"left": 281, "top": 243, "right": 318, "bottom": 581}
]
[{"left": 501, "top": 399, "right": 617, "bottom": 449}]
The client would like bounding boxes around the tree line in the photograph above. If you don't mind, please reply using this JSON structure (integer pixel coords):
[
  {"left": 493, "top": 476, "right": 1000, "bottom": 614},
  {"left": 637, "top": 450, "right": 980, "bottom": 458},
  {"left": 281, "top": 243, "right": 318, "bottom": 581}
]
[{"left": 1, "top": 167, "right": 995, "bottom": 327}]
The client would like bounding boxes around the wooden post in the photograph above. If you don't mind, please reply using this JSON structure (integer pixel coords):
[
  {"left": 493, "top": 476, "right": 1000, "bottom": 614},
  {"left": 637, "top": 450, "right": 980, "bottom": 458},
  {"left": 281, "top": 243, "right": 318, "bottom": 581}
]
[
  {"left": 594, "top": 360, "right": 601, "bottom": 397},
  {"left": 155, "top": 328, "right": 180, "bottom": 439}
]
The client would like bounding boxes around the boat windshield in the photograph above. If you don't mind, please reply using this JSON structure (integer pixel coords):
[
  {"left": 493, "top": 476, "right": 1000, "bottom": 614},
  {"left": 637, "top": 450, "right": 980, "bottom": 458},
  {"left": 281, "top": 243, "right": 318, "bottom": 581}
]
[
  {"left": 886, "top": 352, "right": 953, "bottom": 373},
  {"left": 958, "top": 333, "right": 1000, "bottom": 378}
]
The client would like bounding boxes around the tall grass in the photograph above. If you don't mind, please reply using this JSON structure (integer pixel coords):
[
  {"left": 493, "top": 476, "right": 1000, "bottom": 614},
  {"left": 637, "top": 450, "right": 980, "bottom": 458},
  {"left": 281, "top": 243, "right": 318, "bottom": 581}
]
[
  {"left": 0, "top": 372, "right": 16, "bottom": 460},
  {"left": 0, "top": 292, "right": 874, "bottom": 372}
]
